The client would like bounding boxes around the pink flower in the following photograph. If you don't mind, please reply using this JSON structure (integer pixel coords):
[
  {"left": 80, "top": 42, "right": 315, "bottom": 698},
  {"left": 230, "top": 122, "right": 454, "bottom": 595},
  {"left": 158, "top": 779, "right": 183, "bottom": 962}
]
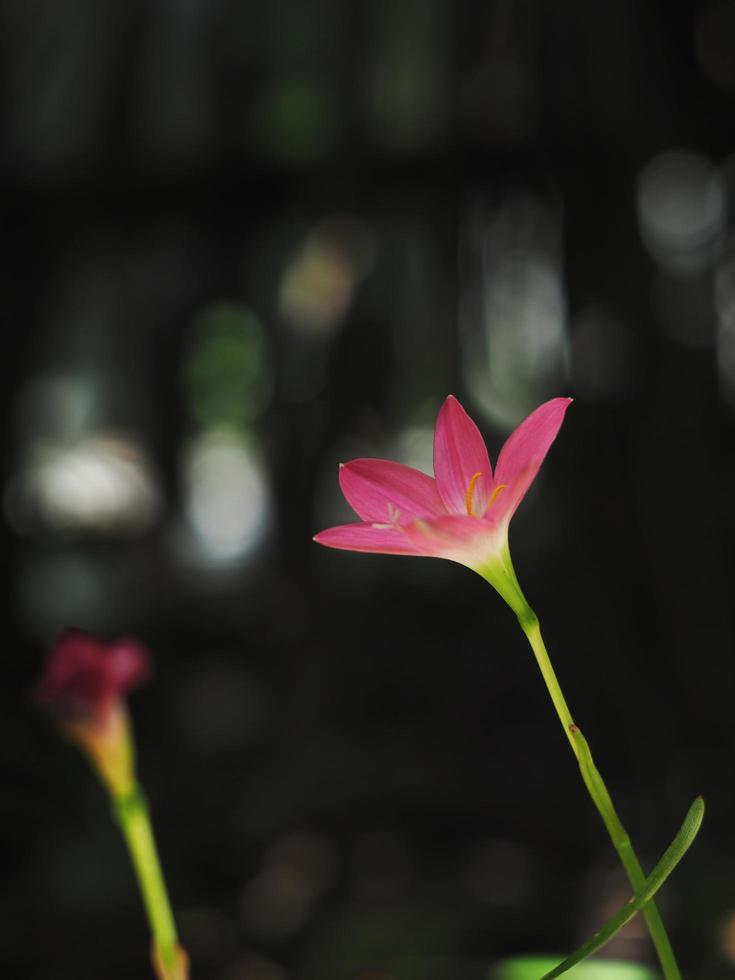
[
  {"left": 35, "top": 630, "right": 150, "bottom": 725},
  {"left": 314, "top": 395, "right": 571, "bottom": 613},
  {"left": 35, "top": 630, "right": 151, "bottom": 794}
]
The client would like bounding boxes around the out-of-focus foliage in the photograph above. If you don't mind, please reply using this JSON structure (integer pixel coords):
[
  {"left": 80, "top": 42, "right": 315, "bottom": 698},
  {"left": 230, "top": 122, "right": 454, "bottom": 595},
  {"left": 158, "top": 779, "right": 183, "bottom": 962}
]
[
  {"left": 184, "top": 305, "right": 270, "bottom": 431},
  {"left": 494, "top": 957, "right": 656, "bottom": 980}
]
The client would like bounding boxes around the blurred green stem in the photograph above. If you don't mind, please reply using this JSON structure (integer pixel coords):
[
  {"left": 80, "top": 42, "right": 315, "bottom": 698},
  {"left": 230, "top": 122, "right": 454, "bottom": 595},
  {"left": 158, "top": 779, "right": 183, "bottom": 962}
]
[
  {"left": 517, "top": 606, "right": 681, "bottom": 980},
  {"left": 113, "top": 783, "right": 182, "bottom": 978}
]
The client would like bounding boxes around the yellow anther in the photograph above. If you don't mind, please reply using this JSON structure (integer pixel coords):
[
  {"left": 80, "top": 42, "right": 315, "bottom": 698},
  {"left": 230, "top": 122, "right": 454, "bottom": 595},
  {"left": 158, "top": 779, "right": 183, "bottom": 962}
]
[
  {"left": 465, "top": 471, "right": 484, "bottom": 516},
  {"left": 488, "top": 483, "right": 507, "bottom": 508}
]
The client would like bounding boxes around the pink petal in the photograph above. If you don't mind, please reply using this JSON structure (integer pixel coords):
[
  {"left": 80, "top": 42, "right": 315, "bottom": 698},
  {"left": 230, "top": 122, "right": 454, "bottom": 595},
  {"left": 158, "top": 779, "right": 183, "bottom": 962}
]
[
  {"left": 314, "top": 522, "right": 423, "bottom": 556},
  {"left": 107, "top": 640, "right": 152, "bottom": 693},
  {"left": 433, "top": 396, "right": 493, "bottom": 516},
  {"left": 34, "top": 630, "right": 150, "bottom": 721},
  {"left": 403, "top": 513, "right": 502, "bottom": 563},
  {"left": 339, "top": 459, "right": 445, "bottom": 524},
  {"left": 490, "top": 397, "right": 572, "bottom": 525}
]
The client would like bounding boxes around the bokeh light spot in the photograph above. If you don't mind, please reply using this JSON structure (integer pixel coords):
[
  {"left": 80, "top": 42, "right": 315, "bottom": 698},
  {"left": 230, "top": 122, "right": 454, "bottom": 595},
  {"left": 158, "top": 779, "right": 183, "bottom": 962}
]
[
  {"left": 279, "top": 217, "right": 375, "bottom": 335},
  {"left": 6, "top": 433, "right": 160, "bottom": 536},
  {"left": 183, "top": 429, "right": 271, "bottom": 565},
  {"left": 184, "top": 304, "right": 270, "bottom": 430},
  {"left": 637, "top": 149, "right": 726, "bottom": 273},
  {"left": 392, "top": 424, "right": 434, "bottom": 475},
  {"left": 462, "top": 193, "right": 568, "bottom": 428}
]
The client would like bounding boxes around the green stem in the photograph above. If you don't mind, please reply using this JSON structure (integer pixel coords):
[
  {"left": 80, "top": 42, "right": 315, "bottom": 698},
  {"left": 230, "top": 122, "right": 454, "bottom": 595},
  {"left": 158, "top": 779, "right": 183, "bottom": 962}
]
[
  {"left": 518, "top": 607, "right": 681, "bottom": 980},
  {"left": 113, "top": 783, "right": 179, "bottom": 971}
]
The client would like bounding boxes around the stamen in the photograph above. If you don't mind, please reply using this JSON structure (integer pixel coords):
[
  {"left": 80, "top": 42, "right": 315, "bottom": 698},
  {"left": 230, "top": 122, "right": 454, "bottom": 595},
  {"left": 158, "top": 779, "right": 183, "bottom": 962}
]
[
  {"left": 372, "top": 503, "right": 403, "bottom": 531},
  {"left": 465, "top": 471, "right": 483, "bottom": 516},
  {"left": 487, "top": 483, "right": 507, "bottom": 509}
]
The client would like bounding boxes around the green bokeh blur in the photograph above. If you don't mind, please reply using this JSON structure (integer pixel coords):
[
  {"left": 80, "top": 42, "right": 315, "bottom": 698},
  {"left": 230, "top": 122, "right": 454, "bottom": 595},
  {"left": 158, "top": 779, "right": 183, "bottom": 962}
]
[{"left": 494, "top": 957, "right": 656, "bottom": 980}]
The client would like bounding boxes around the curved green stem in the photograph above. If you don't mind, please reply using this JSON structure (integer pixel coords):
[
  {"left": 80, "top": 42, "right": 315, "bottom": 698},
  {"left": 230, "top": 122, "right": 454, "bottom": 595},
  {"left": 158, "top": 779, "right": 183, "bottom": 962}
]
[
  {"left": 113, "top": 783, "right": 181, "bottom": 976},
  {"left": 518, "top": 608, "right": 681, "bottom": 980}
]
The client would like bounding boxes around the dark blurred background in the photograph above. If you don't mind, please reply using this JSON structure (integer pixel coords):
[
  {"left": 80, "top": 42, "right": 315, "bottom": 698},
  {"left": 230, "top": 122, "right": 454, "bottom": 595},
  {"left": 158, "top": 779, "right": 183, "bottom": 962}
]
[{"left": 2, "top": 0, "right": 735, "bottom": 977}]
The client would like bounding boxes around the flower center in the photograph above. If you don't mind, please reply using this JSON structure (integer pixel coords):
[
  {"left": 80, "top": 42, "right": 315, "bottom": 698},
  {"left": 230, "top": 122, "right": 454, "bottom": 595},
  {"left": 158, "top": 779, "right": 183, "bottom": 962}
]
[{"left": 466, "top": 475, "right": 508, "bottom": 517}]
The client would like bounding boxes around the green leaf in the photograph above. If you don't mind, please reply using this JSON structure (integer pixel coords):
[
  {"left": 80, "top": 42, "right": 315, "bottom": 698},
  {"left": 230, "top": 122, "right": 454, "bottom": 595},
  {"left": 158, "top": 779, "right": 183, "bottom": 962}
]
[{"left": 541, "top": 796, "right": 705, "bottom": 980}]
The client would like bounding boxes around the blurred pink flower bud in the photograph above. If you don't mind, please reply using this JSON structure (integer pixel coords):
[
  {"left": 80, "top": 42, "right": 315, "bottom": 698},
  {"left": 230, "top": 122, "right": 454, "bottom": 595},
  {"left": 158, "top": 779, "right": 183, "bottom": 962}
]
[{"left": 35, "top": 630, "right": 151, "bottom": 796}]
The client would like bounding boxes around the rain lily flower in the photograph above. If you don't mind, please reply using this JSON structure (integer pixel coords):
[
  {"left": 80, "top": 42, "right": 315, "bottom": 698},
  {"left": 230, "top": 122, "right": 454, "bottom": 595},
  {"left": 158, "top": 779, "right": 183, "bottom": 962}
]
[
  {"left": 34, "top": 630, "right": 150, "bottom": 796},
  {"left": 315, "top": 395, "right": 572, "bottom": 616}
]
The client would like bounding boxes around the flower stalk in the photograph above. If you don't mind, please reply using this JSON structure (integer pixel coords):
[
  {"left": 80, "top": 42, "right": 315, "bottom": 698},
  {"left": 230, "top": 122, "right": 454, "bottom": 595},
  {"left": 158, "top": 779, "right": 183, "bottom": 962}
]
[
  {"left": 113, "top": 783, "right": 188, "bottom": 980},
  {"left": 510, "top": 594, "right": 681, "bottom": 980}
]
